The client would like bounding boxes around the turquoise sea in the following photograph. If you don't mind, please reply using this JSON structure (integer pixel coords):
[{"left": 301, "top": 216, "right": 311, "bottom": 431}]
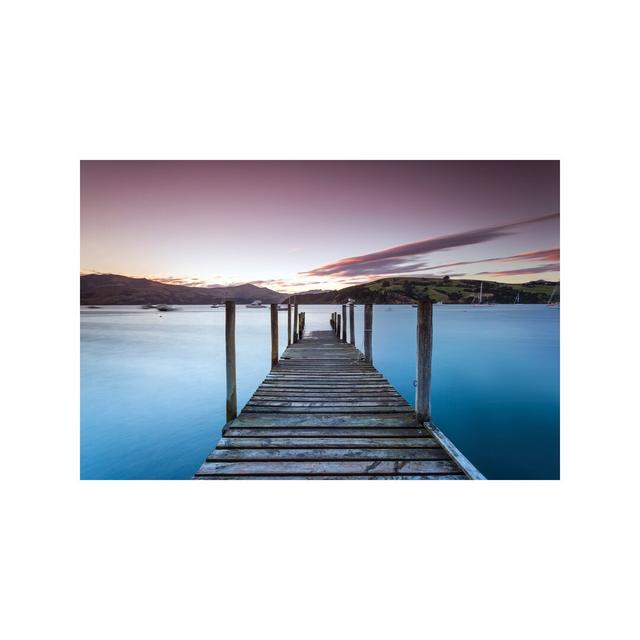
[{"left": 80, "top": 304, "right": 559, "bottom": 480}]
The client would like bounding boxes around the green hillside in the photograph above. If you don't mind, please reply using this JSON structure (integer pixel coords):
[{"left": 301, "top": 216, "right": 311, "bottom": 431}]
[{"left": 286, "top": 277, "right": 559, "bottom": 305}]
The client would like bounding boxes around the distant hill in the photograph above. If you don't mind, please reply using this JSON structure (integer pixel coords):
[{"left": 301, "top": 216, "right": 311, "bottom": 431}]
[
  {"left": 284, "top": 277, "right": 560, "bottom": 305},
  {"left": 81, "top": 274, "right": 286, "bottom": 305}
]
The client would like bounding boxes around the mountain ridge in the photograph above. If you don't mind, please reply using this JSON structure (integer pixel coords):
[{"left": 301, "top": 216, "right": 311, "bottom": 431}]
[
  {"left": 81, "top": 274, "right": 560, "bottom": 305},
  {"left": 81, "top": 274, "right": 286, "bottom": 305}
]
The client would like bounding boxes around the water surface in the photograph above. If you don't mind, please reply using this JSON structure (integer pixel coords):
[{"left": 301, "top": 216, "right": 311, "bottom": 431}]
[{"left": 80, "top": 304, "right": 559, "bottom": 479}]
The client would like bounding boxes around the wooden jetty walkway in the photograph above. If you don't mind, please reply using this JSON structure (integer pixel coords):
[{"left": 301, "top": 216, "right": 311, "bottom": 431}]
[{"left": 194, "top": 302, "right": 484, "bottom": 480}]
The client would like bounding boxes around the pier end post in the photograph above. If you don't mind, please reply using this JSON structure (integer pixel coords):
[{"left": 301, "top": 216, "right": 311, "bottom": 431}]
[
  {"left": 341, "top": 304, "right": 347, "bottom": 342},
  {"left": 225, "top": 300, "right": 237, "bottom": 422},
  {"left": 364, "top": 303, "right": 373, "bottom": 363},
  {"left": 336, "top": 313, "right": 341, "bottom": 339},
  {"left": 293, "top": 301, "right": 299, "bottom": 343},
  {"left": 287, "top": 301, "right": 292, "bottom": 345},
  {"left": 416, "top": 300, "right": 433, "bottom": 424},
  {"left": 270, "top": 303, "right": 279, "bottom": 369},
  {"left": 349, "top": 303, "right": 355, "bottom": 346}
]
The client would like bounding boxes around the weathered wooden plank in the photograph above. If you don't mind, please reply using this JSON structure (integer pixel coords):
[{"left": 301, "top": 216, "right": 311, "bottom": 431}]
[
  {"left": 254, "top": 387, "right": 401, "bottom": 393},
  {"left": 195, "top": 474, "right": 468, "bottom": 480},
  {"left": 246, "top": 400, "right": 410, "bottom": 408},
  {"left": 243, "top": 405, "right": 414, "bottom": 414},
  {"left": 195, "top": 460, "right": 460, "bottom": 475},
  {"left": 231, "top": 413, "right": 419, "bottom": 426},
  {"left": 208, "top": 448, "right": 451, "bottom": 461},
  {"left": 250, "top": 396, "right": 403, "bottom": 402},
  {"left": 217, "top": 437, "right": 441, "bottom": 448},
  {"left": 222, "top": 428, "right": 426, "bottom": 437},
  {"left": 258, "top": 383, "right": 397, "bottom": 389},
  {"left": 266, "top": 374, "right": 383, "bottom": 379}
]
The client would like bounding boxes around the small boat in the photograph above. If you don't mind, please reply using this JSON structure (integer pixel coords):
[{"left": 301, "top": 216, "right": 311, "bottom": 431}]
[
  {"left": 210, "top": 304, "right": 222, "bottom": 308},
  {"left": 346, "top": 298, "right": 355, "bottom": 304},
  {"left": 87, "top": 305, "right": 101, "bottom": 309},
  {"left": 156, "top": 305, "right": 177, "bottom": 312},
  {"left": 514, "top": 292, "right": 520, "bottom": 304},
  {"left": 142, "top": 304, "right": 156, "bottom": 309},
  {"left": 246, "top": 300, "right": 266, "bottom": 308}
]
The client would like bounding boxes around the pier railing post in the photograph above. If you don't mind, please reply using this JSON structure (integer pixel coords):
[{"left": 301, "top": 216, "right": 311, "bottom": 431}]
[
  {"left": 225, "top": 300, "right": 237, "bottom": 422},
  {"left": 287, "top": 301, "right": 292, "bottom": 346},
  {"left": 293, "top": 301, "right": 299, "bottom": 343},
  {"left": 416, "top": 300, "right": 433, "bottom": 424},
  {"left": 341, "top": 304, "right": 347, "bottom": 342},
  {"left": 349, "top": 303, "right": 355, "bottom": 345},
  {"left": 270, "top": 303, "right": 278, "bottom": 369},
  {"left": 364, "top": 303, "right": 373, "bottom": 363},
  {"left": 336, "top": 313, "right": 341, "bottom": 339}
]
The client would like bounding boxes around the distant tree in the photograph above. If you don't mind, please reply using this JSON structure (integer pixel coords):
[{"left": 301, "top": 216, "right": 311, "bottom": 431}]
[{"left": 442, "top": 275, "right": 450, "bottom": 281}]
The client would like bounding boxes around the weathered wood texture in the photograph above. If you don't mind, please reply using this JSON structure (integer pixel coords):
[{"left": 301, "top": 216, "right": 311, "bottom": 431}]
[
  {"left": 364, "top": 303, "right": 373, "bottom": 363},
  {"left": 341, "top": 304, "right": 347, "bottom": 342},
  {"left": 270, "top": 304, "right": 278, "bottom": 369},
  {"left": 416, "top": 300, "right": 433, "bottom": 424},
  {"left": 349, "top": 304, "right": 355, "bottom": 345},
  {"left": 225, "top": 301, "right": 237, "bottom": 421},
  {"left": 195, "top": 328, "right": 471, "bottom": 480}
]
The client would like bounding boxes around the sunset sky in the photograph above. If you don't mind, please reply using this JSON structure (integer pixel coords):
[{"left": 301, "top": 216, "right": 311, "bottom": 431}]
[{"left": 80, "top": 161, "right": 559, "bottom": 293}]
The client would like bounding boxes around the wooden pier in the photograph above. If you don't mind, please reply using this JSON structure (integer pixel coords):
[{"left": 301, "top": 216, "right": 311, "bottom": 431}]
[{"left": 194, "top": 302, "right": 484, "bottom": 480}]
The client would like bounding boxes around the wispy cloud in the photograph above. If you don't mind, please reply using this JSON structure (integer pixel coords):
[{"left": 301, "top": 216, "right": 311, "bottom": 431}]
[
  {"left": 301, "top": 213, "right": 559, "bottom": 278},
  {"left": 153, "top": 276, "right": 210, "bottom": 287},
  {"left": 429, "top": 247, "right": 560, "bottom": 272},
  {"left": 474, "top": 263, "right": 560, "bottom": 277}
]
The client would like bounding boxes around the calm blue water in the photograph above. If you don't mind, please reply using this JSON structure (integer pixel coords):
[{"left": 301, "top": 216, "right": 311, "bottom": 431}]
[{"left": 81, "top": 304, "right": 559, "bottom": 480}]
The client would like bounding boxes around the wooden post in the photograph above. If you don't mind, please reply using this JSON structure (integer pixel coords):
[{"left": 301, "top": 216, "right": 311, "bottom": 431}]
[
  {"left": 336, "top": 313, "right": 341, "bottom": 339},
  {"left": 225, "top": 300, "right": 237, "bottom": 422},
  {"left": 293, "top": 301, "right": 299, "bottom": 343},
  {"left": 341, "top": 304, "right": 347, "bottom": 342},
  {"left": 364, "top": 303, "right": 373, "bottom": 363},
  {"left": 416, "top": 300, "right": 433, "bottom": 424},
  {"left": 287, "top": 301, "right": 292, "bottom": 346},
  {"left": 349, "top": 303, "right": 355, "bottom": 345},
  {"left": 270, "top": 303, "right": 278, "bottom": 369}
]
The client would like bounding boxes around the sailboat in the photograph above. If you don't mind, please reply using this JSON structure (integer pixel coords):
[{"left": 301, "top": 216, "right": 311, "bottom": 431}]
[
  {"left": 547, "top": 285, "right": 559, "bottom": 308},
  {"left": 514, "top": 292, "right": 520, "bottom": 304}
]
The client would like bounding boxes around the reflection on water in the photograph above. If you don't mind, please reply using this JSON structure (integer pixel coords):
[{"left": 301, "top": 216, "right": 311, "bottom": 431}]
[{"left": 81, "top": 304, "right": 559, "bottom": 479}]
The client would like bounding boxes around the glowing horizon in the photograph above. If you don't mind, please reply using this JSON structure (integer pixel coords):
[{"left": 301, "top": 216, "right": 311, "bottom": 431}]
[{"left": 81, "top": 161, "right": 560, "bottom": 293}]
